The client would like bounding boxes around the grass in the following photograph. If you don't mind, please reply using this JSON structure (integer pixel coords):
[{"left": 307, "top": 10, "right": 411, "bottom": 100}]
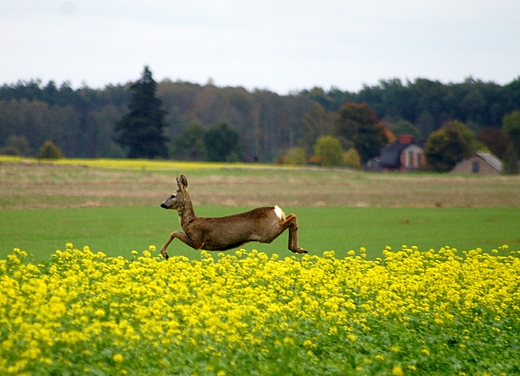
[
  {"left": 1, "top": 157, "right": 519, "bottom": 260},
  {"left": 1, "top": 206, "right": 518, "bottom": 261},
  {"left": 2, "top": 157, "right": 520, "bottom": 209}
]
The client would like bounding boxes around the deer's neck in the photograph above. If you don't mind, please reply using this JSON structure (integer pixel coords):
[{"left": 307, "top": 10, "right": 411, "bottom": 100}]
[{"left": 177, "top": 196, "right": 197, "bottom": 228}]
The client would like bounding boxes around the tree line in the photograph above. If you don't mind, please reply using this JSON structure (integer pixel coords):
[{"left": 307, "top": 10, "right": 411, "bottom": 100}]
[{"left": 1, "top": 68, "right": 520, "bottom": 169}]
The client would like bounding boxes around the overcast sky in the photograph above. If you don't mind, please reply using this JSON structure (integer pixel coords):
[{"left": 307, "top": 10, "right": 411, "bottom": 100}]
[{"left": 1, "top": 0, "right": 519, "bottom": 94}]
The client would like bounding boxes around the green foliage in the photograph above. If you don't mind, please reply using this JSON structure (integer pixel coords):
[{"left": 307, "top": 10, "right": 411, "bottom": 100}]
[
  {"left": 343, "top": 148, "right": 361, "bottom": 170},
  {"left": 502, "top": 143, "right": 519, "bottom": 175},
  {"left": 3, "top": 76, "right": 520, "bottom": 162},
  {"left": 443, "top": 120, "right": 480, "bottom": 155},
  {"left": 424, "top": 123, "right": 472, "bottom": 172},
  {"left": 478, "top": 127, "right": 509, "bottom": 159},
  {"left": 502, "top": 110, "right": 520, "bottom": 157},
  {"left": 114, "top": 66, "right": 169, "bottom": 159},
  {"left": 203, "top": 122, "right": 242, "bottom": 162},
  {"left": 0, "top": 135, "right": 31, "bottom": 156},
  {"left": 37, "top": 140, "right": 63, "bottom": 159},
  {"left": 314, "top": 136, "right": 344, "bottom": 167},
  {"left": 283, "top": 146, "right": 307, "bottom": 165},
  {"left": 301, "top": 103, "right": 335, "bottom": 156},
  {"left": 390, "top": 120, "right": 421, "bottom": 138},
  {"left": 171, "top": 122, "right": 207, "bottom": 160},
  {"left": 335, "top": 102, "right": 388, "bottom": 163}
]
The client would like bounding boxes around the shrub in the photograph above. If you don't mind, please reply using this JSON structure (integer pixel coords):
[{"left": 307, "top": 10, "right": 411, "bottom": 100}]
[
  {"left": 37, "top": 140, "right": 64, "bottom": 159},
  {"left": 343, "top": 148, "right": 361, "bottom": 170},
  {"left": 314, "top": 136, "right": 344, "bottom": 167},
  {"left": 283, "top": 147, "right": 307, "bottom": 165},
  {"left": 1, "top": 135, "right": 31, "bottom": 156}
]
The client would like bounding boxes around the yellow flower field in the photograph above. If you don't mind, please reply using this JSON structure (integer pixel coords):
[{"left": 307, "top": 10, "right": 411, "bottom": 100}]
[
  {"left": 1, "top": 244, "right": 519, "bottom": 375},
  {"left": 0, "top": 156, "right": 282, "bottom": 171}
]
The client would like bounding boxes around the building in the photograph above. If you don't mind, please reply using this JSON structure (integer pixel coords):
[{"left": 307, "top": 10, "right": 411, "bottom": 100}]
[
  {"left": 450, "top": 152, "right": 503, "bottom": 175},
  {"left": 379, "top": 134, "right": 425, "bottom": 172}
]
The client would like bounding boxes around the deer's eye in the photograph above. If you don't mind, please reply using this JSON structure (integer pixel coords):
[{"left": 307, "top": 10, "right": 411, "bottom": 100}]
[{"left": 171, "top": 195, "right": 175, "bottom": 199}]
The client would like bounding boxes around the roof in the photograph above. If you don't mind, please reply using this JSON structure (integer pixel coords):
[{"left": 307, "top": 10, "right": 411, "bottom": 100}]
[
  {"left": 475, "top": 152, "right": 502, "bottom": 172},
  {"left": 379, "top": 139, "right": 424, "bottom": 168},
  {"left": 380, "top": 141, "right": 407, "bottom": 168}
]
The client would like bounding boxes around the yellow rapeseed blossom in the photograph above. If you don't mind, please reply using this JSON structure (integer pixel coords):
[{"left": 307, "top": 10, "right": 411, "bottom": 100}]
[
  {"left": 0, "top": 243, "right": 519, "bottom": 375},
  {"left": 391, "top": 365, "right": 404, "bottom": 376}
]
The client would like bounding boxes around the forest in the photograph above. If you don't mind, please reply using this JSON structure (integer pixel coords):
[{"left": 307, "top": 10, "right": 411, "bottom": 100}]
[{"left": 1, "top": 72, "right": 520, "bottom": 164}]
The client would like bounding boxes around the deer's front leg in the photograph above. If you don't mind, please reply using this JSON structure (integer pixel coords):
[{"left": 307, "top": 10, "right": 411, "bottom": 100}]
[{"left": 160, "top": 231, "right": 199, "bottom": 259}]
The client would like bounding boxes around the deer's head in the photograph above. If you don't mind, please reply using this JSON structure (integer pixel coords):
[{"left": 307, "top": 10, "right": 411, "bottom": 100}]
[{"left": 160, "top": 175, "right": 189, "bottom": 210}]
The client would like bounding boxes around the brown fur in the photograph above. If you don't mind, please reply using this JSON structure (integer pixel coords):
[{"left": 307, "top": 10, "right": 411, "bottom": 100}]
[{"left": 159, "top": 175, "right": 306, "bottom": 259}]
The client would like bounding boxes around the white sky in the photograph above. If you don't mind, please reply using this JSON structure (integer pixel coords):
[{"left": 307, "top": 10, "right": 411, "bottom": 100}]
[{"left": 1, "top": 0, "right": 519, "bottom": 94}]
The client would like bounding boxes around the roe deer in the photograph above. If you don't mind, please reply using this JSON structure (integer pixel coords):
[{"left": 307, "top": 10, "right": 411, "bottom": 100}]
[{"left": 159, "top": 175, "right": 307, "bottom": 259}]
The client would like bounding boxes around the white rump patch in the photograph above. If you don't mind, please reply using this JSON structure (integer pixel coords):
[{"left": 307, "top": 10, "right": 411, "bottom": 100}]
[{"left": 274, "top": 205, "right": 286, "bottom": 221}]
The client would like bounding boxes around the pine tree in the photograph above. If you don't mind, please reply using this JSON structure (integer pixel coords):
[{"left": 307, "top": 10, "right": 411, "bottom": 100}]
[{"left": 114, "top": 66, "right": 169, "bottom": 159}]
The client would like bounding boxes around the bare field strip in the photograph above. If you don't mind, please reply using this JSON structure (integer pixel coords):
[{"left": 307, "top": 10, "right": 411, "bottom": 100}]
[{"left": 1, "top": 161, "right": 520, "bottom": 209}]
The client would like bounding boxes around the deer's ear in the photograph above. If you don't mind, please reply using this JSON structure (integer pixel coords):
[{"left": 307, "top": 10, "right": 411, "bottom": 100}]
[{"left": 177, "top": 175, "right": 188, "bottom": 191}]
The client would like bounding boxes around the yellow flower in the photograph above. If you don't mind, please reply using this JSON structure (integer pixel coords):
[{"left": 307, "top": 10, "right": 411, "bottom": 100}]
[
  {"left": 1, "top": 243, "right": 518, "bottom": 374},
  {"left": 94, "top": 309, "right": 105, "bottom": 317}
]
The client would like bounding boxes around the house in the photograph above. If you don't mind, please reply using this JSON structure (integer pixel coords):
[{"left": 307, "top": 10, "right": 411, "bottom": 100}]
[
  {"left": 450, "top": 152, "right": 502, "bottom": 175},
  {"left": 379, "top": 134, "right": 425, "bottom": 172},
  {"left": 363, "top": 157, "right": 381, "bottom": 172}
]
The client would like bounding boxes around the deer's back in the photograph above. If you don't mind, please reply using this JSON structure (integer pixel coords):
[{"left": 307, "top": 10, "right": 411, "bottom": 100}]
[{"left": 187, "top": 207, "right": 283, "bottom": 250}]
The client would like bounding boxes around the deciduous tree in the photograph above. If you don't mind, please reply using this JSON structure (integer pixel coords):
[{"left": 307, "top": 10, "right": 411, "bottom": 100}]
[
  {"left": 301, "top": 103, "right": 334, "bottom": 156},
  {"left": 335, "top": 102, "right": 388, "bottom": 163},
  {"left": 1, "top": 135, "right": 31, "bottom": 156},
  {"left": 477, "top": 127, "right": 509, "bottom": 159},
  {"left": 203, "top": 122, "right": 242, "bottom": 162},
  {"left": 502, "top": 143, "right": 519, "bottom": 175},
  {"left": 171, "top": 122, "right": 207, "bottom": 161},
  {"left": 502, "top": 110, "right": 520, "bottom": 157},
  {"left": 424, "top": 127, "right": 471, "bottom": 172}
]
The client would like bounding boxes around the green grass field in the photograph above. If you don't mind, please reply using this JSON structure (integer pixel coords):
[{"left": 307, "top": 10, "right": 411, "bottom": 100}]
[
  {"left": 1, "top": 158, "right": 519, "bottom": 260},
  {"left": 1, "top": 205, "right": 518, "bottom": 261}
]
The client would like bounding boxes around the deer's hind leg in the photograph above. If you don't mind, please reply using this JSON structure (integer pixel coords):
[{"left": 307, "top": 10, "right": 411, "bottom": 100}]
[{"left": 282, "top": 214, "right": 307, "bottom": 254}]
